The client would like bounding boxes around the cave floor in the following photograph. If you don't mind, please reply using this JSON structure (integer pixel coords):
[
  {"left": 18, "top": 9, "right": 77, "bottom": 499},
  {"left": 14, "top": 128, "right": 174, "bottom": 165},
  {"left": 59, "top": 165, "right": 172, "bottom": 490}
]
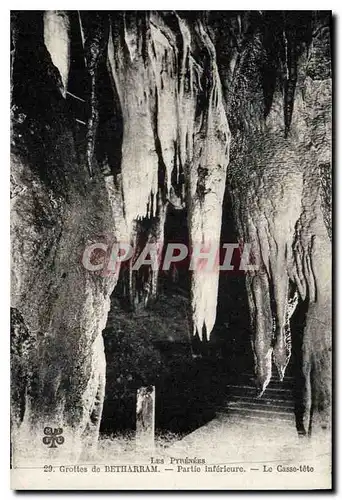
[
  {"left": 163, "top": 370, "right": 331, "bottom": 483},
  {"left": 94, "top": 368, "right": 331, "bottom": 490}
]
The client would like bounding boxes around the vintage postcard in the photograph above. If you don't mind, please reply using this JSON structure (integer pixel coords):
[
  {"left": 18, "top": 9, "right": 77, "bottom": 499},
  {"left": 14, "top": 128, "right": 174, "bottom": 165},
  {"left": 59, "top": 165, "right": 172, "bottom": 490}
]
[{"left": 10, "top": 10, "right": 332, "bottom": 490}]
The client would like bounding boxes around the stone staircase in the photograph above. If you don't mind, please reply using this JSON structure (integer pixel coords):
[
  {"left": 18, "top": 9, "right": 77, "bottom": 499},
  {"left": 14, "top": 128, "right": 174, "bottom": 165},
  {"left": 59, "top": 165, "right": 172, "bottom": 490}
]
[{"left": 217, "top": 371, "right": 295, "bottom": 427}]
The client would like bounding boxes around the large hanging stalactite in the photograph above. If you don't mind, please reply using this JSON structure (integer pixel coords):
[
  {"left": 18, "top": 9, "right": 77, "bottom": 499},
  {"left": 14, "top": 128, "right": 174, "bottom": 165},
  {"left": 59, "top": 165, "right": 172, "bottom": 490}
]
[
  {"left": 107, "top": 12, "right": 230, "bottom": 334},
  {"left": 185, "top": 19, "right": 230, "bottom": 341},
  {"left": 107, "top": 12, "right": 160, "bottom": 228}
]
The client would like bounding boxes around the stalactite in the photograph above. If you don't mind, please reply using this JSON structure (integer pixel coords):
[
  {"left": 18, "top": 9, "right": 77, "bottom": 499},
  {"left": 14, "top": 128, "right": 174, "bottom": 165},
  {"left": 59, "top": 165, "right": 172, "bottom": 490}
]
[
  {"left": 43, "top": 11, "right": 70, "bottom": 97},
  {"left": 265, "top": 171, "right": 302, "bottom": 380},
  {"left": 282, "top": 12, "right": 313, "bottom": 137},
  {"left": 106, "top": 12, "right": 230, "bottom": 337},
  {"left": 107, "top": 14, "right": 159, "bottom": 231},
  {"left": 272, "top": 284, "right": 299, "bottom": 380},
  {"left": 226, "top": 13, "right": 331, "bottom": 409},
  {"left": 283, "top": 27, "right": 298, "bottom": 138},
  {"left": 79, "top": 12, "right": 109, "bottom": 177},
  {"left": 120, "top": 198, "right": 167, "bottom": 311},
  {"left": 149, "top": 13, "right": 178, "bottom": 196},
  {"left": 180, "top": 19, "right": 230, "bottom": 341},
  {"left": 229, "top": 136, "right": 305, "bottom": 390},
  {"left": 249, "top": 272, "right": 273, "bottom": 396},
  {"left": 319, "top": 162, "right": 332, "bottom": 240}
]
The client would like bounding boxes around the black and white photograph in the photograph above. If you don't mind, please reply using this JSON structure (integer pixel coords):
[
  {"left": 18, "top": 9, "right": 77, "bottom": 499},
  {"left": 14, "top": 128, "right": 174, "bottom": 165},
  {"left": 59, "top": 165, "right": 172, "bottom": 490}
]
[{"left": 9, "top": 9, "right": 332, "bottom": 490}]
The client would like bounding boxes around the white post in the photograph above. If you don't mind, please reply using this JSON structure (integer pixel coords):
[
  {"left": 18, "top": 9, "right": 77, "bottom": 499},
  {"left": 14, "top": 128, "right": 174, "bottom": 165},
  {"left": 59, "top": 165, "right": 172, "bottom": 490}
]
[{"left": 136, "top": 386, "right": 155, "bottom": 451}]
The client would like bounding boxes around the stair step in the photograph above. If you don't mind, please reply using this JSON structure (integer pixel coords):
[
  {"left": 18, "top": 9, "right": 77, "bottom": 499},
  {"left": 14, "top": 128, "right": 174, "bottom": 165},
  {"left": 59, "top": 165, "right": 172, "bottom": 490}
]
[
  {"left": 217, "top": 412, "right": 296, "bottom": 427},
  {"left": 229, "top": 377, "right": 294, "bottom": 390},
  {"left": 218, "top": 407, "right": 295, "bottom": 423},
  {"left": 225, "top": 405, "right": 294, "bottom": 419},
  {"left": 226, "top": 384, "right": 293, "bottom": 394},
  {"left": 240, "top": 372, "right": 294, "bottom": 381},
  {"left": 226, "top": 400, "right": 294, "bottom": 413},
  {"left": 229, "top": 394, "right": 294, "bottom": 408}
]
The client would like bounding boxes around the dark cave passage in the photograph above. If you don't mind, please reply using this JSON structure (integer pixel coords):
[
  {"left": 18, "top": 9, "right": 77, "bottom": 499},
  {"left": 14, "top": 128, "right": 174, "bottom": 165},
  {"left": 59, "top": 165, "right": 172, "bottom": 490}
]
[
  {"left": 100, "top": 195, "right": 261, "bottom": 438},
  {"left": 99, "top": 191, "right": 309, "bottom": 440}
]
